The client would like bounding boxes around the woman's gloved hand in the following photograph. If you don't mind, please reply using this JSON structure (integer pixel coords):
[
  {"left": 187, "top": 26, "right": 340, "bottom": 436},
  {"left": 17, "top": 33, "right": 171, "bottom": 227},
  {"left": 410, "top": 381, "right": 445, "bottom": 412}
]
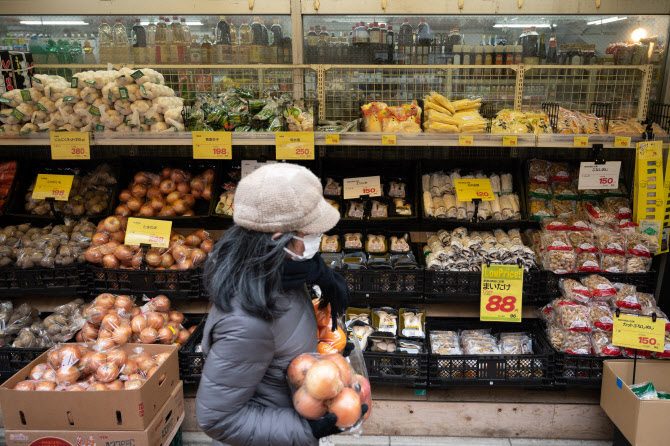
[
  {"left": 342, "top": 341, "right": 355, "bottom": 358},
  {"left": 307, "top": 405, "right": 369, "bottom": 439}
]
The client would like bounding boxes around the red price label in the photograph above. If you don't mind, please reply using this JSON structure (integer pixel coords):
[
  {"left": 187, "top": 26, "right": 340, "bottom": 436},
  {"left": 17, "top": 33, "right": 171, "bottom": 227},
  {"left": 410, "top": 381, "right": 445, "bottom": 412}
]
[
  {"left": 599, "top": 177, "right": 615, "bottom": 185},
  {"left": 213, "top": 148, "right": 228, "bottom": 155},
  {"left": 71, "top": 147, "right": 86, "bottom": 155},
  {"left": 148, "top": 236, "right": 165, "bottom": 244},
  {"left": 476, "top": 191, "right": 490, "bottom": 197},
  {"left": 638, "top": 336, "right": 658, "bottom": 346},
  {"left": 485, "top": 295, "right": 517, "bottom": 313},
  {"left": 363, "top": 188, "right": 376, "bottom": 194},
  {"left": 295, "top": 148, "right": 310, "bottom": 155}
]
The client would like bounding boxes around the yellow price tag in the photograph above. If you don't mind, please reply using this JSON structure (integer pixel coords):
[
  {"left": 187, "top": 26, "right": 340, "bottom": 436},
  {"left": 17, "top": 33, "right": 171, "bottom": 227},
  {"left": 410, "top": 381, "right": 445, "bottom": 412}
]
[
  {"left": 454, "top": 179, "right": 495, "bottom": 202},
  {"left": 382, "top": 135, "right": 396, "bottom": 145},
  {"left": 192, "top": 131, "right": 232, "bottom": 159},
  {"left": 614, "top": 136, "right": 631, "bottom": 148},
  {"left": 503, "top": 135, "right": 518, "bottom": 147},
  {"left": 480, "top": 264, "right": 523, "bottom": 323},
  {"left": 325, "top": 134, "right": 340, "bottom": 144},
  {"left": 613, "top": 314, "right": 665, "bottom": 353},
  {"left": 124, "top": 217, "right": 172, "bottom": 249},
  {"left": 459, "top": 135, "right": 474, "bottom": 146},
  {"left": 574, "top": 136, "right": 589, "bottom": 147},
  {"left": 50, "top": 132, "right": 90, "bottom": 160},
  {"left": 276, "top": 132, "right": 315, "bottom": 160},
  {"left": 31, "top": 174, "right": 74, "bottom": 201}
]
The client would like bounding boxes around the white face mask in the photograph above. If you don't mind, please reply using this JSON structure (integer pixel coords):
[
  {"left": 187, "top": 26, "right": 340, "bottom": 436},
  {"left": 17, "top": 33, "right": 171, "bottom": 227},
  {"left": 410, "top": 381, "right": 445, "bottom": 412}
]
[{"left": 284, "top": 233, "right": 322, "bottom": 262}]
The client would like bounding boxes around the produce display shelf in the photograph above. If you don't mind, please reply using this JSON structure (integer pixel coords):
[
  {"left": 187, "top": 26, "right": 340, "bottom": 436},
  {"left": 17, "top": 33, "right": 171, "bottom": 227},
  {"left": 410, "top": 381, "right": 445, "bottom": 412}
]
[
  {"left": 362, "top": 351, "right": 429, "bottom": 387},
  {"left": 551, "top": 351, "right": 629, "bottom": 388},
  {"left": 3, "top": 132, "right": 664, "bottom": 148},
  {"left": 544, "top": 271, "right": 657, "bottom": 296},
  {"left": 341, "top": 268, "right": 425, "bottom": 303},
  {"left": 87, "top": 265, "right": 203, "bottom": 300},
  {"left": 178, "top": 314, "right": 207, "bottom": 386},
  {"left": 426, "top": 318, "right": 555, "bottom": 388},
  {"left": 0, "top": 345, "right": 48, "bottom": 383},
  {"left": 0, "top": 265, "right": 88, "bottom": 298}
]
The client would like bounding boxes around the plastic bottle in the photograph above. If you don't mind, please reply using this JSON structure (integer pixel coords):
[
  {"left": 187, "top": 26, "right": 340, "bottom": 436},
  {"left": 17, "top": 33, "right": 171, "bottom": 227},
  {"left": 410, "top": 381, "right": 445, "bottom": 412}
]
[
  {"left": 548, "top": 34, "right": 557, "bottom": 64},
  {"left": 505, "top": 44, "right": 514, "bottom": 65},
  {"left": 453, "top": 44, "right": 462, "bottom": 65},
  {"left": 238, "top": 19, "right": 251, "bottom": 64},
  {"left": 28, "top": 36, "right": 48, "bottom": 64},
  {"left": 353, "top": 22, "right": 370, "bottom": 63},
  {"left": 83, "top": 40, "right": 96, "bottom": 64},
  {"left": 524, "top": 26, "right": 539, "bottom": 64},
  {"left": 180, "top": 18, "right": 190, "bottom": 63},
  {"left": 539, "top": 33, "right": 546, "bottom": 64},
  {"left": 229, "top": 19, "right": 238, "bottom": 46},
  {"left": 269, "top": 19, "right": 283, "bottom": 64},
  {"left": 216, "top": 16, "right": 231, "bottom": 45},
  {"left": 305, "top": 25, "right": 318, "bottom": 63},
  {"left": 155, "top": 17, "right": 168, "bottom": 64},
  {"left": 112, "top": 19, "right": 130, "bottom": 64},
  {"left": 132, "top": 19, "right": 147, "bottom": 65},
  {"left": 146, "top": 18, "right": 157, "bottom": 64},
  {"left": 163, "top": 18, "right": 173, "bottom": 63},
  {"left": 317, "top": 26, "right": 328, "bottom": 63},
  {"left": 386, "top": 25, "right": 395, "bottom": 64},
  {"left": 514, "top": 44, "right": 523, "bottom": 65},
  {"left": 260, "top": 19, "right": 270, "bottom": 62},
  {"left": 484, "top": 43, "right": 493, "bottom": 65},
  {"left": 98, "top": 19, "right": 113, "bottom": 65},
  {"left": 461, "top": 44, "right": 471, "bottom": 64},
  {"left": 399, "top": 18, "right": 412, "bottom": 46},
  {"left": 200, "top": 34, "right": 212, "bottom": 64},
  {"left": 71, "top": 39, "right": 84, "bottom": 64},
  {"left": 189, "top": 35, "right": 201, "bottom": 64},
  {"left": 170, "top": 16, "right": 185, "bottom": 63}
]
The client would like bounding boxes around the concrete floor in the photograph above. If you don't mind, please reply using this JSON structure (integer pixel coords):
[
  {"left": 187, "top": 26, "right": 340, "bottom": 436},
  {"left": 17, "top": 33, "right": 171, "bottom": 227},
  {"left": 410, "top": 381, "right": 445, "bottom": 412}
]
[{"left": 179, "top": 432, "right": 613, "bottom": 446}]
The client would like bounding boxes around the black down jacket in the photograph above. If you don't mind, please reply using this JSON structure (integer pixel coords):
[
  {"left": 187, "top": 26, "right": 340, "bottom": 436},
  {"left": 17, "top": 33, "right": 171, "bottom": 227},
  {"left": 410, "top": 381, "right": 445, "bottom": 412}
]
[{"left": 196, "top": 287, "right": 319, "bottom": 446}]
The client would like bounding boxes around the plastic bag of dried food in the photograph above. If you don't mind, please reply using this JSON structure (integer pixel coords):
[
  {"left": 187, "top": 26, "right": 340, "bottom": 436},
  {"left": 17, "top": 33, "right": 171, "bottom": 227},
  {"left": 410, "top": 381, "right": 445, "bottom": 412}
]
[
  {"left": 546, "top": 324, "right": 564, "bottom": 351},
  {"left": 463, "top": 335, "right": 500, "bottom": 355},
  {"left": 559, "top": 278, "right": 592, "bottom": 304},
  {"left": 591, "top": 331, "right": 622, "bottom": 356},
  {"left": 576, "top": 251, "right": 601, "bottom": 273},
  {"left": 561, "top": 331, "right": 592, "bottom": 355},
  {"left": 604, "top": 197, "right": 632, "bottom": 220},
  {"left": 594, "top": 227, "right": 626, "bottom": 256},
  {"left": 589, "top": 302, "right": 614, "bottom": 331},
  {"left": 584, "top": 202, "right": 618, "bottom": 226},
  {"left": 568, "top": 231, "right": 598, "bottom": 253},
  {"left": 552, "top": 200, "right": 576, "bottom": 219},
  {"left": 601, "top": 253, "right": 625, "bottom": 273},
  {"left": 580, "top": 114, "right": 606, "bottom": 134},
  {"left": 543, "top": 250, "right": 575, "bottom": 274},
  {"left": 636, "top": 292, "right": 657, "bottom": 309},
  {"left": 542, "top": 231, "right": 572, "bottom": 251},
  {"left": 529, "top": 160, "right": 552, "bottom": 184},
  {"left": 500, "top": 333, "right": 533, "bottom": 355},
  {"left": 640, "top": 307, "right": 670, "bottom": 331},
  {"left": 612, "top": 283, "right": 641, "bottom": 310},
  {"left": 529, "top": 182, "right": 552, "bottom": 199},
  {"left": 581, "top": 274, "right": 617, "bottom": 302},
  {"left": 529, "top": 198, "right": 552, "bottom": 220},
  {"left": 554, "top": 300, "right": 591, "bottom": 333},
  {"left": 629, "top": 382, "right": 658, "bottom": 400},
  {"left": 552, "top": 182, "right": 579, "bottom": 200},
  {"left": 541, "top": 218, "right": 569, "bottom": 232},
  {"left": 626, "top": 232, "right": 657, "bottom": 258},
  {"left": 430, "top": 331, "right": 462, "bottom": 355}
]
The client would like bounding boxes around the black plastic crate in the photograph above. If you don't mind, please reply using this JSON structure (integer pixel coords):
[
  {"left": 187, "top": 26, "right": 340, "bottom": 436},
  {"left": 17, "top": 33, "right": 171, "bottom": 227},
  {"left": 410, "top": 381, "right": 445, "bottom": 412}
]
[
  {"left": 88, "top": 265, "right": 203, "bottom": 299},
  {"left": 0, "top": 264, "right": 88, "bottom": 297},
  {"left": 363, "top": 351, "right": 428, "bottom": 387},
  {"left": 424, "top": 268, "right": 545, "bottom": 304},
  {"left": 6, "top": 160, "right": 119, "bottom": 224},
  {"left": 0, "top": 346, "right": 48, "bottom": 384},
  {"left": 178, "top": 314, "right": 207, "bottom": 386},
  {"left": 426, "top": 318, "right": 554, "bottom": 388},
  {"left": 543, "top": 271, "right": 657, "bottom": 296}
]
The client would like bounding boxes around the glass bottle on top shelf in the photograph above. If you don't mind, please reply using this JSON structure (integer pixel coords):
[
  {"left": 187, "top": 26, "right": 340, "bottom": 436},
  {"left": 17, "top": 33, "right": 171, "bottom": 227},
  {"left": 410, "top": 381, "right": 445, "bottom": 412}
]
[
  {"left": 238, "top": 19, "right": 251, "bottom": 63},
  {"left": 132, "top": 19, "right": 147, "bottom": 65},
  {"left": 200, "top": 34, "right": 212, "bottom": 64},
  {"left": 180, "top": 18, "right": 190, "bottom": 63},
  {"left": 189, "top": 35, "right": 201, "bottom": 64},
  {"left": 112, "top": 19, "right": 130, "bottom": 64},
  {"left": 155, "top": 16, "right": 168, "bottom": 64},
  {"left": 98, "top": 19, "right": 113, "bottom": 64}
]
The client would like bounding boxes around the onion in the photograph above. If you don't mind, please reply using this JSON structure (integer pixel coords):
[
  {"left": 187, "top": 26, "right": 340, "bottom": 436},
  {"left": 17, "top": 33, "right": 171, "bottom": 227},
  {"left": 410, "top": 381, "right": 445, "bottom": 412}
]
[
  {"left": 287, "top": 354, "right": 317, "bottom": 388},
  {"left": 354, "top": 374, "right": 372, "bottom": 421},
  {"left": 176, "top": 182, "right": 190, "bottom": 194},
  {"left": 139, "top": 327, "right": 158, "bottom": 344},
  {"left": 140, "top": 358, "right": 158, "bottom": 374},
  {"left": 138, "top": 204, "right": 155, "bottom": 217},
  {"left": 125, "top": 379, "right": 144, "bottom": 390},
  {"left": 150, "top": 197, "right": 166, "bottom": 212},
  {"left": 203, "top": 184, "right": 212, "bottom": 200},
  {"left": 97, "top": 294, "right": 116, "bottom": 309},
  {"left": 29, "top": 363, "right": 49, "bottom": 381},
  {"left": 134, "top": 172, "right": 150, "bottom": 184},
  {"left": 114, "top": 295, "right": 133, "bottom": 312},
  {"left": 92, "top": 232, "right": 109, "bottom": 246},
  {"left": 106, "top": 380, "right": 124, "bottom": 391},
  {"left": 130, "top": 307, "right": 141, "bottom": 318},
  {"left": 119, "top": 189, "right": 132, "bottom": 203},
  {"left": 158, "top": 327, "right": 175, "bottom": 344},
  {"left": 158, "top": 206, "right": 176, "bottom": 217},
  {"left": 145, "top": 251, "right": 162, "bottom": 267},
  {"left": 112, "top": 326, "right": 132, "bottom": 344},
  {"left": 123, "top": 359, "right": 139, "bottom": 376},
  {"left": 35, "top": 381, "right": 57, "bottom": 391},
  {"left": 146, "top": 186, "right": 163, "bottom": 200},
  {"left": 323, "top": 353, "right": 353, "bottom": 386},
  {"left": 101, "top": 313, "right": 121, "bottom": 331},
  {"left": 190, "top": 248, "right": 207, "bottom": 266},
  {"left": 293, "top": 386, "right": 328, "bottom": 420},
  {"left": 57, "top": 365, "right": 81, "bottom": 386},
  {"left": 188, "top": 325, "right": 197, "bottom": 333},
  {"left": 160, "top": 254, "right": 175, "bottom": 268},
  {"left": 176, "top": 330, "right": 190, "bottom": 345},
  {"left": 182, "top": 209, "right": 195, "bottom": 217},
  {"left": 131, "top": 315, "right": 148, "bottom": 334},
  {"left": 153, "top": 295, "right": 171, "bottom": 312},
  {"left": 42, "top": 368, "right": 57, "bottom": 382},
  {"left": 85, "top": 306, "right": 107, "bottom": 326},
  {"left": 14, "top": 381, "right": 36, "bottom": 391},
  {"left": 131, "top": 183, "right": 148, "bottom": 199},
  {"left": 96, "top": 363, "right": 119, "bottom": 383},
  {"left": 96, "top": 338, "right": 116, "bottom": 350},
  {"left": 87, "top": 383, "right": 108, "bottom": 391},
  {"left": 85, "top": 247, "right": 103, "bottom": 264},
  {"left": 106, "top": 349, "right": 128, "bottom": 368},
  {"left": 183, "top": 194, "right": 195, "bottom": 207},
  {"left": 103, "top": 216, "right": 122, "bottom": 233},
  {"left": 81, "top": 323, "right": 99, "bottom": 341},
  {"left": 328, "top": 387, "right": 362, "bottom": 428},
  {"left": 131, "top": 252, "right": 143, "bottom": 269},
  {"left": 171, "top": 169, "right": 186, "bottom": 183},
  {"left": 126, "top": 197, "right": 143, "bottom": 212},
  {"left": 304, "top": 360, "right": 343, "bottom": 400},
  {"left": 168, "top": 311, "right": 185, "bottom": 324},
  {"left": 166, "top": 190, "right": 182, "bottom": 204},
  {"left": 177, "top": 259, "right": 193, "bottom": 270},
  {"left": 194, "top": 229, "right": 211, "bottom": 241},
  {"left": 172, "top": 199, "right": 188, "bottom": 215},
  {"left": 109, "top": 230, "right": 126, "bottom": 244},
  {"left": 160, "top": 179, "right": 176, "bottom": 195},
  {"left": 146, "top": 312, "right": 165, "bottom": 329},
  {"left": 185, "top": 234, "right": 201, "bottom": 246},
  {"left": 155, "top": 352, "right": 171, "bottom": 365},
  {"left": 171, "top": 245, "right": 190, "bottom": 262},
  {"left": 102, "top": 254, "right": 120, "bottom": 269},
  {"left": 99, "top": 241, "right": 121, "bottom": 256},
  {"left": 190, "top": 178, "right": 205, "bottom": 193},
  {"left": 202, "top": 169, "right": 215, "bottom": 183},
  {"left": 113, "top": 245, "right": 134, "bottom": 263},
  {"left": 115, "top": 205, "right": 131, "bottom": 217},
  {"left": 161, "top": 167, "right": 174, "bottom": 179},
  {"left": 201, "top": 240, "right": 214, "bottom": 254}
]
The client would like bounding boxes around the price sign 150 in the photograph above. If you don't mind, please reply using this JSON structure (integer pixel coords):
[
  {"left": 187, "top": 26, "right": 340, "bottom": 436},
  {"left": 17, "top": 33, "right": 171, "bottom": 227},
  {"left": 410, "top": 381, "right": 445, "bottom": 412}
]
[
  {"left": 639, "top": 336, "right": 658, "bottom": 346},
  {"left": 599, "top": 177, "right": 614, "bottom": 185},
  {"left": 363, "top": 188, "right": 377, "bottom": 194}
]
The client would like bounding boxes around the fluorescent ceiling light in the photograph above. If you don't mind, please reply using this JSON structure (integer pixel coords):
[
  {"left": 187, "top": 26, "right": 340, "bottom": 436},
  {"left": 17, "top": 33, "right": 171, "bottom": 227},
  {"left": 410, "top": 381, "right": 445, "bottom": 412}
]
[
  {"left": 21, "top": 20, "right": 89, "bottom": 25},
  {"left": 140, "top": 21, "right": 203, "bottom": 26},
  {"left": 493, "top": 24, "right": 551, "bottom": 28},
  {"left": 587, "top": 17, "right": 627, "bottom": 25}
]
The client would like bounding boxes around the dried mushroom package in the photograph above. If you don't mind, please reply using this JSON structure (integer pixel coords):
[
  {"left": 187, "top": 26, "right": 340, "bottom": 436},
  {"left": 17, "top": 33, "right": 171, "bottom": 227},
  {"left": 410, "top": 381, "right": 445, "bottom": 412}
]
[
  {"left": 373, "top": 307, "right": 398, "bottom": 335},
  {"left": 370, "top": 334, "right": 397, "bottom": 353},
  {"left": 320, "top": 234, "right": 340, "bottom": 253},
  {"left": 589, "top": 302, "right": 614, "bottom": 331},
  {"left": 591, "top": 331, "right": 622, "bottom": 357},
  {"left": 500, "top": 333, "right": 533, "bottom": 355},
  {"left": 430, "top": 330, "right": 462, "bottom": 355},
  {"left": 400, "top": 309, "right": 425, "bottom": 338}
]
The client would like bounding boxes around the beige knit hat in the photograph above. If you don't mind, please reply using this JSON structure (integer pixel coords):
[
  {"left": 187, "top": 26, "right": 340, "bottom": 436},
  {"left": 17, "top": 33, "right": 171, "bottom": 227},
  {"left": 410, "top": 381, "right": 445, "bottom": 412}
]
[{"left": 233, "top": 163, "right": 340, "bottom": 234}]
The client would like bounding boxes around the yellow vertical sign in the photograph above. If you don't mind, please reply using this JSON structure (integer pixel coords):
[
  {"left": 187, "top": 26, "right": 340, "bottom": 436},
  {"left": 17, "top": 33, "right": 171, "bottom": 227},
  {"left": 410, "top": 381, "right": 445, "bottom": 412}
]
[
  {"left": 480, "top": 264, "right": 523, "bottom": 323},
  {"left": 50, "top": 132, "right": 90, "bottom": 160},
  {"left": 192, "top": 131, "right": 232, "bottom": 159},
  {"left": 633, "top": 141, "right": 664, "bottom": 252}
]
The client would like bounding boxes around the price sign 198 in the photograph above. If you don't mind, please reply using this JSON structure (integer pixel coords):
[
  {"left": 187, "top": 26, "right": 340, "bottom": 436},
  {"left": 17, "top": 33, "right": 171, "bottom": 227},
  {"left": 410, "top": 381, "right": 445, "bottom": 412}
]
[{"left": 51, "top": 189, "right": 66, "bottom": 196}]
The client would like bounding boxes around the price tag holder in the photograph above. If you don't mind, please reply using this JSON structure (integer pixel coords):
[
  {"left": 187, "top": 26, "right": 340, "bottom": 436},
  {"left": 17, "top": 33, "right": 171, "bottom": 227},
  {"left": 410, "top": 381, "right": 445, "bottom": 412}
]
[
  {"left": 241, "top": 159, "right": 277, "bottom": 178},
  {"left": 343, "top": 176, "right": 382, "bottom": 200},
  {"left": 192, "top": 131, "right": 232, "bottom": 159},
  {"left": 503, "top": 135, "right": 518, "bottom": 147},
  {"left": 325, "top": 134, "right": 340, "bottom": 145},
  {"left": 574, "top": 136, "right": 589, "bottom": 148},
  {"left": 124, "top": 217, "right": 172, "bottom": 249},
  {"left": 454, "top": 179, "right": 495, "bottom": 202},
  {"left": 276, "top": 132, "right": 315, "bottom": 160},
  {"left": 382, "top": 135, "right": 396, "bottom": 145},
  {"left": 50, "top": 132, "right": 90, "bottom": 160},
  {"left": 577, "top": 161, "right": 621, "bottom": 190},
  {"left": 459, "top": 135, "right": 474, "bottom": 146},
  {"left": 613, "top": 314, "right": 665, "bottom": 353},
  {"left": 480, "top": 264, "right": 523, "bottom": 323},
  {"left": 32, "top": 174, "right": 74, "bottom": 201},
  {"left": 614, "top": 136, "right": 631, "bottom": 148}
]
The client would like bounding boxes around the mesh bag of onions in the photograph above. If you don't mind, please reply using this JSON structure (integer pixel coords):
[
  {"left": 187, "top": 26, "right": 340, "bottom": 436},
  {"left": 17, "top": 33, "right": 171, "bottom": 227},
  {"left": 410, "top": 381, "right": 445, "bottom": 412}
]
[
  {"left": 12, "top": 343, "right": 170, "bottom": 392},
  {"left": 287, "top": 337, "right": 371, "bottom": 434}
]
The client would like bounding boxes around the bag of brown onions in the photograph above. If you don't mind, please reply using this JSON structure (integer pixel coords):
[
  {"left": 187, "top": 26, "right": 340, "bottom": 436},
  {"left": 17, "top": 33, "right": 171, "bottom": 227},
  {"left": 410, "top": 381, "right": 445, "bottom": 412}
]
[
  {"left": 115, "top": 167, "right": 214, "bottom": 218},
  {"left": 84, "top": 216, "right": 213, "bottom": 270},
  {"left": 287, "top": 347, "right": 372, "bottom": 433},
  {"left": 12, "top": 343, "right": 172, "bottom": 391},
  {"left": 76, "top": 293, "right": 196, "bottom": 349}
]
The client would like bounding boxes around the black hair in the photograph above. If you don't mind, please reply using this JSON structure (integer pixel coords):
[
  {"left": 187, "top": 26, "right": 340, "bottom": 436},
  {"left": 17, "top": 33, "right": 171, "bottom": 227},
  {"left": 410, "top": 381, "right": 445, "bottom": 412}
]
[{"left": 203, "top": 225, "right": 296, "bottom": 320}]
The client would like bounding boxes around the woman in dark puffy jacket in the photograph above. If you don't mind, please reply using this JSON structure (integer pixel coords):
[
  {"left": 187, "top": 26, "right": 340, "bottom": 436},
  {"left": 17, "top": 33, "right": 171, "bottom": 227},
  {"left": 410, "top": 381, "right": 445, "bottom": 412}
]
[{"left": 196, "top": 163, "right": 357, "bottom": 446}]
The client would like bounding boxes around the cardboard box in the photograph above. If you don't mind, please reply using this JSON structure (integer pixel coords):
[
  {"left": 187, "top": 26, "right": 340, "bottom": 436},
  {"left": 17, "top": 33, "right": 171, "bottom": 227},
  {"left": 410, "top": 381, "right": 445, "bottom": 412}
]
[
  {"left": 600, "top": 360, "right": 670, "bottom": 446},
  {"left": 5, "top": 381, "right": 184, "bottom": 446},
  {"left": 0, "top": 344, "right": 180, "bottom": 431}
]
